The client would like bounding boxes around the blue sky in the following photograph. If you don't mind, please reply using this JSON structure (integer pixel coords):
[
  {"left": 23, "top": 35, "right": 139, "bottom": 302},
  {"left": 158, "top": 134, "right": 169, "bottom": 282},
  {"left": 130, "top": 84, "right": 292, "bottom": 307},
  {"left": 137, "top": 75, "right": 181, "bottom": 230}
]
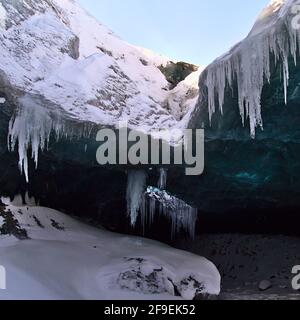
[{"left": 79, "top": 0, "right": 270, "bottom": 66}]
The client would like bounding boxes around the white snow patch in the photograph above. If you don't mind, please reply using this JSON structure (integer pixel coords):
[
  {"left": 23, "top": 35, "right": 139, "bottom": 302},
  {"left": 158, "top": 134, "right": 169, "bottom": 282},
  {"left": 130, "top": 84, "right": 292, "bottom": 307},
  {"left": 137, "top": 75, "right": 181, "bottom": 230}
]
[{"left": 0, "top": 202, "right": 220, "bottom": 300}]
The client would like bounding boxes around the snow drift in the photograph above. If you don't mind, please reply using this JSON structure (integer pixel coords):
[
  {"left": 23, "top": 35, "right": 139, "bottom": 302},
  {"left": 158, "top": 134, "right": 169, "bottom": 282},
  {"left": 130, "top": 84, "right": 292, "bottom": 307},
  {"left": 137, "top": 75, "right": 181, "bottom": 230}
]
[{"left": 0, "top": 199, "right": 220, "bottom": 300}]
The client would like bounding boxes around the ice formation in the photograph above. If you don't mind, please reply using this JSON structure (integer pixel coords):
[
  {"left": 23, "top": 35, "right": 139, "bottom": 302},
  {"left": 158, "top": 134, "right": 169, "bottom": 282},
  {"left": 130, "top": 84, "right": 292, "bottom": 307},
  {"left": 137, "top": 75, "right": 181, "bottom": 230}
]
[
  {"left": 158, "top": 168, "right": 168, "bottom": 190},
  {"left": 8, "top": 95, "right": 61, "bottom": 183},
  {"left": 200, "top": 0, "right": 300, "bottom": 137},
  {"left": 7, "top": 94, "right": 98, "bottom": 182},
  {"left": 126, "top": 170, "right": 148, "bottom": 226},
  {"left": 141, "top": 187, "right": 197, "bottom": 239},
  {"left": 126, "top": 169, "right": 197, "bottom": 238}
]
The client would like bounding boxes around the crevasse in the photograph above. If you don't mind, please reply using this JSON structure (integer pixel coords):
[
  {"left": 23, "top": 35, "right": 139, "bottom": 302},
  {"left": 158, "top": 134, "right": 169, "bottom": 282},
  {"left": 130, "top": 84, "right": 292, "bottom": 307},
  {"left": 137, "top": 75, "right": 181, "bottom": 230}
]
[{"left": 200, "top": 0, "right": 300, "bottom": 137}]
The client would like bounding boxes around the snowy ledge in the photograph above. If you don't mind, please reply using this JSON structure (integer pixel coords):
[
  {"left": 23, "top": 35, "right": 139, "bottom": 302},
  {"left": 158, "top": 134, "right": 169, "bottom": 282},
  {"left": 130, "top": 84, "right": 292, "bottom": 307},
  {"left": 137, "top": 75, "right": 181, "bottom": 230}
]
[{"left": 0, "top": 199, "right": 220, "bottom": 300}]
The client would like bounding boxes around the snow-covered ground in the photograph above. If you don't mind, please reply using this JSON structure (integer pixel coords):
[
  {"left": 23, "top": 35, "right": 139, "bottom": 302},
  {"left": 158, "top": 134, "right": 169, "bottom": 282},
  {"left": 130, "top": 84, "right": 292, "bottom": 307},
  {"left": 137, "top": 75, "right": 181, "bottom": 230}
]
[{"left": 0, "top": 198, "right": 220, "bottom": 300}]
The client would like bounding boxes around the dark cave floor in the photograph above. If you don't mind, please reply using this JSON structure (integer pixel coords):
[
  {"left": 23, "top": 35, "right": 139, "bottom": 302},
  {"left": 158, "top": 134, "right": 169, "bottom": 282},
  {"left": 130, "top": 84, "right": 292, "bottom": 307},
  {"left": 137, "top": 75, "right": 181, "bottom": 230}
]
[{"left": 176, "top": 234, "right": 300, "bottom": 300}]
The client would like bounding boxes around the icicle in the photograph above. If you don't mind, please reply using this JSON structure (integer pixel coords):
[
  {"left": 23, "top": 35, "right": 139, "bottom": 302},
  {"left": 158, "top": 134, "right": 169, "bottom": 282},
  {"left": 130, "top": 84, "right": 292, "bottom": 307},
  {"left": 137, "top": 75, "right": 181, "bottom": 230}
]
[
  {"left": 200, "top": 0, "right": 300, "bottom": 137},
  {"left": 142, "top": 186, "right": 197, "bottom": 239},
  {"left": 126, "top": 170, "right": 147, "bottom": 227},
  {"left": 8, "top": 94, "right": 95, "bottom": 182},
  {"left": 158, "top": 168, "right": 168, "bottom": 190},
  {"left": 8, "top": 95, "right": 59, "bottom": 182}
]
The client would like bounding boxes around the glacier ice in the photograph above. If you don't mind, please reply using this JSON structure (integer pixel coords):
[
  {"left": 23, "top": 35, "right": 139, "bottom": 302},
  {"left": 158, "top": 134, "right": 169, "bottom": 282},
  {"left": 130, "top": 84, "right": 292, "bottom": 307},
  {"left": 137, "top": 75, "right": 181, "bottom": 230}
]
[
  {"left": 126, "top": 170, "right": 148, "bottom": 226},
  {"left": 200, "top": 0, "right": 300, "bottom": 137}
]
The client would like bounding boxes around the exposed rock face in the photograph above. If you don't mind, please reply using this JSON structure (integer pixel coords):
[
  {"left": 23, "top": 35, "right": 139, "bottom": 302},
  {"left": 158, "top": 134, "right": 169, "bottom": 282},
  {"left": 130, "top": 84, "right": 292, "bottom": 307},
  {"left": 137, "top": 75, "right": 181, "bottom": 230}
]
[{"left": 159, "top": 61, "right": 199, "bottom": 88}]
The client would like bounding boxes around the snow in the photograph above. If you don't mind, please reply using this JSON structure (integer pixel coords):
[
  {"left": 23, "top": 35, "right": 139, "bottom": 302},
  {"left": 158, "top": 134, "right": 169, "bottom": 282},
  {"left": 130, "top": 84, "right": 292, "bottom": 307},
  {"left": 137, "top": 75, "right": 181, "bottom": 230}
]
[
  {"left": 0, "top": 0, "right": 201, "bottom": 182},
  {"left": 0, "top": 200, "right": 220, "bottom": 300},
  {"left": 168, "top": 69, "right": 203, "bottom": 122},
  {"left": 198, "top": 0, "right": 300, "bottom": 137}
]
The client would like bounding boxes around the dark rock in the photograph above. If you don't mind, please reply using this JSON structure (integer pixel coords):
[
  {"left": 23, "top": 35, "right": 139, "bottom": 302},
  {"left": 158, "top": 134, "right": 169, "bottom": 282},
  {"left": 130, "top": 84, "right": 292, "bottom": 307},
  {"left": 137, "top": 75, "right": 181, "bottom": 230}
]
[
  {"left": 159, "top": 61, "right": 198, "bottom": 88},
  {"left": 259, "top": 280, "right": 272, "bottom": 292}
]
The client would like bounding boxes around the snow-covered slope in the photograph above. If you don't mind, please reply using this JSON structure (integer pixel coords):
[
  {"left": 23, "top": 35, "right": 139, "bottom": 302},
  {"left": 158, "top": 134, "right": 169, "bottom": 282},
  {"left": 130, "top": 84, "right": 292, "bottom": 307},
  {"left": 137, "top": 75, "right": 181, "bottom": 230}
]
[
  {"left": 0, "top": 0, "right": 201, "bottom": 181},
  {"left": 0, "top": 0, "right": 199, "bottom": 129},
  {"left": 0, "top": 199, "right": 220, "bottom": 300},
  {"left": 0, "top": 0, "right": 174, "bottom": 128},
  {"left": 193, "top": 0, "right": 300, "bottom": 137}
]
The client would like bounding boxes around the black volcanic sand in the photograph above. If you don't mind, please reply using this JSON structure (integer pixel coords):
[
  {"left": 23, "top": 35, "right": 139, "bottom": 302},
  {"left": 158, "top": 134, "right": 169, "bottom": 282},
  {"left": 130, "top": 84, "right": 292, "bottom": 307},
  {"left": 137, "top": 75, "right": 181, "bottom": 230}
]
[{"left": 176, "top": 234, "right": 300, "bottom": 300}]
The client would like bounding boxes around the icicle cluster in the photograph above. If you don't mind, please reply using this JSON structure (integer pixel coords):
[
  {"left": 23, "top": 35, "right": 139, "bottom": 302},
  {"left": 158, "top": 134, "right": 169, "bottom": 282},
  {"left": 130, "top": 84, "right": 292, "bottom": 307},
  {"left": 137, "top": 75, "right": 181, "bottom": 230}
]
[
  {"left": 141, "top": 187, "right": 197, "bottom": 239},
  {"left": 126, "top": 170, "right": 148, "bottom": 226},
  {"left": 8, "top": 95, "right": 96, "bottom": 182},
  {"left": 126, "top": 168, "right": 197, "bottom": 238},
  {"left": 8, "top": 95, "right": 64, "bottom": 182},
  {"left": 201, "top": 0, "right": 300, "bottom": 137}
]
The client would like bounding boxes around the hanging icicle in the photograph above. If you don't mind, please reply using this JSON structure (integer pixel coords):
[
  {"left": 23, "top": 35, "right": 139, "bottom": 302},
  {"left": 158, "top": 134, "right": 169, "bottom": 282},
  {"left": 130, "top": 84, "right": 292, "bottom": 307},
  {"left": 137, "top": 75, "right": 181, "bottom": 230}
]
[
  {"left": 158, "top": 168, "right": 168, "bottom": 190},
  {"left": 141, "top": 187, "right": 197, "bottom": 239},
  {"left": 199, "top": 0, "right": 300, "bottom": 138},
  {"left": 126, "top": 170, "right": 147, "bottom": 227}
]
